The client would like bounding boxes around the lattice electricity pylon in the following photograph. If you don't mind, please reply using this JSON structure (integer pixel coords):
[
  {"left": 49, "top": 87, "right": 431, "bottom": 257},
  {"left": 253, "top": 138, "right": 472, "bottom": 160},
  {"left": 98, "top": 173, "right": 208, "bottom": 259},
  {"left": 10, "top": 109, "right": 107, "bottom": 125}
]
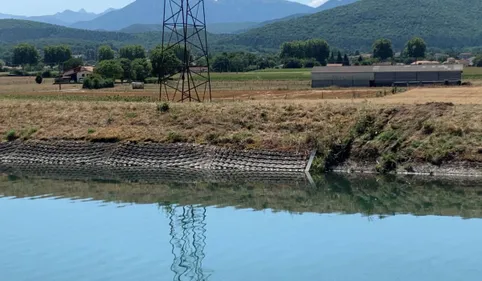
[
  {"left": 161, "top": 0, "right": 212, "bottom": 102},
  {"left": 167, "top": 205, "right": 210, "bottom": 281}
]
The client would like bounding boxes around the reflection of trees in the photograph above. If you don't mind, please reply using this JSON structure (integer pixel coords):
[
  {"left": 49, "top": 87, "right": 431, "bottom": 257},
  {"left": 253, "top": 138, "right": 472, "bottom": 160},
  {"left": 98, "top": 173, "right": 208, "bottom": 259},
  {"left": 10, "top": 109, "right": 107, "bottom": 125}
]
[{"left": 167, "top": 205, "right": 209, "bottom": 281}]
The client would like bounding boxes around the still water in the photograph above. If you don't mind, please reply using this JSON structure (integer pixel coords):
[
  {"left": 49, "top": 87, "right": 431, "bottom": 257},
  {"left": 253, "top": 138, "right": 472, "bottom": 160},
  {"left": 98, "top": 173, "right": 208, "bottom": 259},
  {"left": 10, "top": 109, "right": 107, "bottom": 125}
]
[{"left": 1, "top": 171, "right": 482, "bottom": 281}]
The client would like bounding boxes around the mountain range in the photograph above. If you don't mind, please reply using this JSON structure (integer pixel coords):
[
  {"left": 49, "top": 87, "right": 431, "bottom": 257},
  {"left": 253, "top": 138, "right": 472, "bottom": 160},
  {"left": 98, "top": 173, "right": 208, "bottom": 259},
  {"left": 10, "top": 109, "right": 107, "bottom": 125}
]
[
  {"left": 223, "top": 0, "right": 482, "bottom": 50},
  {"left": 0, "top": 8, "right": 115, "bottom": 26},
  {"left": 1, "top": 0, "right": 480, "bottom": 55},
  {"left": 0, "top": 0, "right": 354, "bottom": 31}
]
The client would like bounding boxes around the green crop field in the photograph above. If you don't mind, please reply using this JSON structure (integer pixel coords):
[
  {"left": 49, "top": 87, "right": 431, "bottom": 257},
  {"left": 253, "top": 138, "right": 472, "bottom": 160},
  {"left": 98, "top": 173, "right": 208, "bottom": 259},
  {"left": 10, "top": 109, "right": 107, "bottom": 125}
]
[
  {"left": 209, "top": 69, "right": 312, "bottom": 81},
  {"left": 463, "top": 67, "right": 482, "bottom": 80}
]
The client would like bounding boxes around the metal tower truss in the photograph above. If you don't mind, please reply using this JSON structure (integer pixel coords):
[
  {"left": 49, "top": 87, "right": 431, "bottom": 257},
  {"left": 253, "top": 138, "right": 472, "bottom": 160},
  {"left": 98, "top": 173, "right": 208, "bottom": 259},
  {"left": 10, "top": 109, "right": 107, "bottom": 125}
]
[
  {"left": 168, "top": 205, "right": 210, "bottom": 281},
  {"left": 161, "top": 0, "right": 212, "bottom": 102}
]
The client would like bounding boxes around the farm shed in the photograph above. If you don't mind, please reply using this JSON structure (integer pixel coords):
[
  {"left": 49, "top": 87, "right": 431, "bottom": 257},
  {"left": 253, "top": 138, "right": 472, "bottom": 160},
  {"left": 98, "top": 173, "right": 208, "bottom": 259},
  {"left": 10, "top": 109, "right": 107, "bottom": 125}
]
[{"left": 312, "top": 65, "right": 463, "bottom": 88}]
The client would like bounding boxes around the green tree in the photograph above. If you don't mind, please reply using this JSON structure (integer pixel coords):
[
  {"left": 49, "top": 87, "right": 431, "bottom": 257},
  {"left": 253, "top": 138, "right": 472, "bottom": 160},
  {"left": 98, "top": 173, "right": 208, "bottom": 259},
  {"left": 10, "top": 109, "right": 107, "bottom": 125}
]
[
  {"left": 95, "top": 59, "right": 123, "bottom": 79},
  {"left": 328, "top": 52, "right": 335, "bottom": 64},
  {"left": 98, "top": 45, "right": 115, "bottom": 62},
  {"left": 85, "top": 48, "right": 97, "bottom": 62},
  {"left": 336, "top": 51, "right": 343, "bottom": 64},
  {"left": 63, "top": 57, "right": 83, "bottom": 71},
  {"left": 228, "top": 55, "right": 245, "bottom": 72},
  {"left": 358, "top": 55, "right": 363, "bottom": 62},
  {"left": 118, "top": 58, "right": 133, "bottom": 82},
  {"left": 212, "top": 53, "right": 230, "bottom": 72},
  {"left": 131, "top": 58, "right": 152, "bottom": 82},
  {"left": 474, "top": 55, "right": 482, "bottom": 67},
  {"left": 405, "top": 37, "right": 427, "bottom": 58},
  {"left": 283, "top": 58, "right": 303, "bottom": 69},
  {"left": 119, "top": 45, "right": 146, "bottom": 61},
  {"left": 150, "top": 46, "right": 182, "bottom": 82},
  {"left": 44, "top": 45, "right": 72, "bottom": 67},
  {"left": 12, "top": 43, "right": 39, "bottom": 67},
  {"left": 343, "top": 54, "right": 350, "bottom": 66},
  {"left": 280, "top": 39, "right": 329, "bottom": 65},
  {"left": 372, "top": 38, "right": 394, "bottom": 60},
  {"left": 0, "top": 59, "right": 4, "bottom": 70},
  {"left": 305, "top": 39, "right": 330, "bottom": 65}
]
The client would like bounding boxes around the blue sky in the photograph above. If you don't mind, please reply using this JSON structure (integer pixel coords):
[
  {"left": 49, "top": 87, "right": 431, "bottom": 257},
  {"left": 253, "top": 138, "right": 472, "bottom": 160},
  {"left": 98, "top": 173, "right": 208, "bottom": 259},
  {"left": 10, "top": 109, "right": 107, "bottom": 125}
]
[{"left": 3, "top": 0, "right": 327, "bottom": 16}]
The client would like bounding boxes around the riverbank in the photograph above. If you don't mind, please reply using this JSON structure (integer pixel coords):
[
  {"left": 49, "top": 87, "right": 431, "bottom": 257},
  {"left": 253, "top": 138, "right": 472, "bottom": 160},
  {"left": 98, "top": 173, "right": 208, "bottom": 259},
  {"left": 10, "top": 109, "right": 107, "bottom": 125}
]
[{"left": 1, "top": 97, "right": 482, "bottom": 175}]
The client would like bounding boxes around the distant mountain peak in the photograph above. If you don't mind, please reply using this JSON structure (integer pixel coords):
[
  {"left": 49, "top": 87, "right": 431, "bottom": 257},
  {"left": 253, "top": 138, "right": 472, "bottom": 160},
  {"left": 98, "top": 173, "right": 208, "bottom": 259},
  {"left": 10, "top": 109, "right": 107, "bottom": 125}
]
[{"left": 71, "top": 0, "right": 315, "bottom": 31}]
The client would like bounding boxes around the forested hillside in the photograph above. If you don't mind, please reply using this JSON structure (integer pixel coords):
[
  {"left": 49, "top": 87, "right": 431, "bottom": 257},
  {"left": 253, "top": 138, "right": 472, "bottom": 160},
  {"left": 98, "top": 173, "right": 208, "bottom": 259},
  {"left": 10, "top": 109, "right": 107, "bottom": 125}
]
[
  {"left": 0, "top": 20, "right": 232, "bottom": 58},
  {"left": 224, "top": 0, "right": 482, "bottom": 51},
  {"left": 316, "top": 0, "right": 358, "bottom": 11}
]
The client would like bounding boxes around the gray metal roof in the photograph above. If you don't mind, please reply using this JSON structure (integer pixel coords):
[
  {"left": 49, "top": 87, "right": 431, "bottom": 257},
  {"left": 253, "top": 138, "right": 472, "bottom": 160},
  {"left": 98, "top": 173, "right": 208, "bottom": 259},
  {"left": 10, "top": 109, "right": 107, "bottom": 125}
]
[
  {"left": 312, "top": 64, "right": 464, "bottom": 73},
  {"left": 312, "top": 66, "right": 374, "bottom": 73}
]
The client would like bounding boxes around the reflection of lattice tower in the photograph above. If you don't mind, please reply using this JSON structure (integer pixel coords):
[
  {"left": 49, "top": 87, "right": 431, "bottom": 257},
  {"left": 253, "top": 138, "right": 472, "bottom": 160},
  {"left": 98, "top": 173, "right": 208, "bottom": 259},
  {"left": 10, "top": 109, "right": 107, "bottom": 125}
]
[
  {"left": 161, "top": 0, "right": 212, "bottom": 102},
  {"left": 169, "top": 205, "right": 209, "bottom": 281}
]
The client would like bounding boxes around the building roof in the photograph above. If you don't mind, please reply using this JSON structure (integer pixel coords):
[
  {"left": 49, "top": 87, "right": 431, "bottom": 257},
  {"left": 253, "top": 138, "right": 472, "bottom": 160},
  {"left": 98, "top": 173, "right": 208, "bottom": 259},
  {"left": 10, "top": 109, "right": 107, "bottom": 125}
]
[
  {"left": 312, "top": 65, "right": 463, "bottom": 73},
  {"left": 312, "top": 66, "right": 374, "bottom": 73},
  {"left": 63, "top": 66, "right": 94, "bottom": 76}
]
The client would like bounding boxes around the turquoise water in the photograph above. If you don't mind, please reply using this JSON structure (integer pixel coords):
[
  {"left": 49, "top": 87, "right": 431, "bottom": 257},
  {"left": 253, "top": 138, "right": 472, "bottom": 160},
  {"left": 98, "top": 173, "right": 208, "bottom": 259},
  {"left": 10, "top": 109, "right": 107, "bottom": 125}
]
[{"left": 1, "top": 174, "right": 482, "bottom": 281}]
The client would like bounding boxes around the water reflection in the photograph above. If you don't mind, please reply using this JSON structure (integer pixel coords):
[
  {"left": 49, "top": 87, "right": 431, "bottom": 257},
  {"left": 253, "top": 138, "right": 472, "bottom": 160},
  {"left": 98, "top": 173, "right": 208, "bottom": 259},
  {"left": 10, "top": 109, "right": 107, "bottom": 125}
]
[
  {"left": 166, "top": 206, "right": 209, "bottom": 281},
  {"left": 1, "top": 163, "right": 482, "bottom": 218}
]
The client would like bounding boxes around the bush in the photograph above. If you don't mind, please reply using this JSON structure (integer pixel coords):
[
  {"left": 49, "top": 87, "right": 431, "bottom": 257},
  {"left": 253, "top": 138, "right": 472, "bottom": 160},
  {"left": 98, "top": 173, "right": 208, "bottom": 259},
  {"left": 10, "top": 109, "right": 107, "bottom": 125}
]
[
  {"left": 35, "top": 75, "right": 43, "bottom": 84},
  {"left": 157, "top": 102, "right": 170, "bottom": 113},
  {"left": 283, "top": 58, "right": 303, "bottom": 69},
  {"left": 41, "top": 70, "right": 52, "bottom": 78},
  {"left": 83, "top": 77, "right": 92, "bottom": 89},
  {"left": 10, "top": 69, "right": 28, "bottom": 76},
  {"left": 303, "top": 58, "right": 321, "bottom": 68},
  {"left": 145, "top": 77, "right": 158, "bottom": 84},
  {"left": 5, "top": 130, "right": 18, "bottom": 141},
  {"left": 82, "top": 74, "right": 115, "bottom": 89}
]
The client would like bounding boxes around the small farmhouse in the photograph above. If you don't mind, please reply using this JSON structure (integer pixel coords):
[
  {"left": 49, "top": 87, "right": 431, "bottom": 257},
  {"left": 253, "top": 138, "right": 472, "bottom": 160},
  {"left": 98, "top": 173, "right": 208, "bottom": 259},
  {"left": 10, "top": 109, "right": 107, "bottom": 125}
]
[{"left": 62, "top": 66, "right": 94, "bottom": 83}]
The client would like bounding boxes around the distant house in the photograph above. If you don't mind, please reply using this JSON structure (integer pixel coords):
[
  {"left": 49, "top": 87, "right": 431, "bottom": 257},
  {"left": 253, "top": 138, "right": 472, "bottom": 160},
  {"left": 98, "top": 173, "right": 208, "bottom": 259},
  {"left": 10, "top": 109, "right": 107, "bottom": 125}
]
[
  {"left": 189, "top": 66, "right": 209, "bottom": 73},
  {"left": 411, "top": 60, "right": 440, "bottom": 65},
  {"left": 62, "top": 66, "right": 94, "bottom": 83},
  {"left": 443, "top": 58, "right": 471, "bottom": 67},
  {"left": 459, "top": 53, "right": 473, "bottom": 60}
]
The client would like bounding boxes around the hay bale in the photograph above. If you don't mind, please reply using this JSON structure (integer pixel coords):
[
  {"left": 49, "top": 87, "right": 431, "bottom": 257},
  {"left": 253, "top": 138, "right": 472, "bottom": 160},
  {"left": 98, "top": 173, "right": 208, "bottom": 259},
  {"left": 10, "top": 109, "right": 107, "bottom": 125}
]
[{"left": 131, "top": 82, "right": 145, "bottom": 90}]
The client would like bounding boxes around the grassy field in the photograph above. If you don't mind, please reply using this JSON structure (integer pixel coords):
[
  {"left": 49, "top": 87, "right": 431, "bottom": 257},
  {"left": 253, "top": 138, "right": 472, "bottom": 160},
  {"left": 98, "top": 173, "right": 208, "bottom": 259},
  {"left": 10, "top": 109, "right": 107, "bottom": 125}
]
[
  {"left": 210, "top": 69, "right": 312, "bottom": 81},
  {"left": 462, "top": 67, "right": 482, "bottom": 80},
  {"left": 212, "top": 67, "right": 482, "bottom": 81}
]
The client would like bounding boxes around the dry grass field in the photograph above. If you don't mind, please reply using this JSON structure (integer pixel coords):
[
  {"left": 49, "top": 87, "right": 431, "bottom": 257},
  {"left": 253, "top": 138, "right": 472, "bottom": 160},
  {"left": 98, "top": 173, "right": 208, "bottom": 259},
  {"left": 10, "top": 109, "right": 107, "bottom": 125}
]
[
  {"left": 3, "top": 76, "right": 482, "bottom": 104},
  {"left": 2, "top": 75, "right": 482, "bottom": 172}
]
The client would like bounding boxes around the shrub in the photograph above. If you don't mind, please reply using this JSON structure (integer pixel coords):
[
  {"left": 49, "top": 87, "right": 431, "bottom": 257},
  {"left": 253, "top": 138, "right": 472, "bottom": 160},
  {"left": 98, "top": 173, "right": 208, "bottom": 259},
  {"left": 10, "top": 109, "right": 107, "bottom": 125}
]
[
  {"left": 145, "top": 77, "right": 158, "bottom": 84},
  {"left": 5, "top": 130, "right": 18, "bottom": 141},
  {"left": 83, "top": 77, "right": 92, "bottom": 89},
  {"left": 35, "top": 75, "right": 43, "bottom": 84},
  {"left": 41, "top": 70, "right": 52, "bottom": 78},
  {"left": 10, "top": 69, "right": 28, "bottom": 76},
  {"left": 376, "top": 153, "right": 398, "bottom": 174},
  {"left": 303, "top": 58, "right": 321, "bottom": 68},
  {"left": 283, "top": 58, "right": 303, "bottom": 69},
  {"left": 82, "top": 74, "right": 115, "bottom": 89},
  {"left": 157, "top": 102, "right": 170, "bottom": 113}
]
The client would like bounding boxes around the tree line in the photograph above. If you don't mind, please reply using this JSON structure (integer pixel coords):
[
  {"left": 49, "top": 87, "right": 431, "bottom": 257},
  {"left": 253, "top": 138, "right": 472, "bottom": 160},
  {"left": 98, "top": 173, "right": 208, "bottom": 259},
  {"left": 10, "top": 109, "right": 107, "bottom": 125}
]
[{"left": 7, "top": 43, "right": 184, "bottom": 86}]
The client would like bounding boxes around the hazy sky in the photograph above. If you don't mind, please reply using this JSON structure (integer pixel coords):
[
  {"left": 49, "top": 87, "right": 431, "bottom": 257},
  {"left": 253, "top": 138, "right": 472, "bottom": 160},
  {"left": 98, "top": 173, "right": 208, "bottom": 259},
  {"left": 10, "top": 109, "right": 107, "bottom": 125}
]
[{"left": 2, "top": 0, "right": 328, "bottom": 16}]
